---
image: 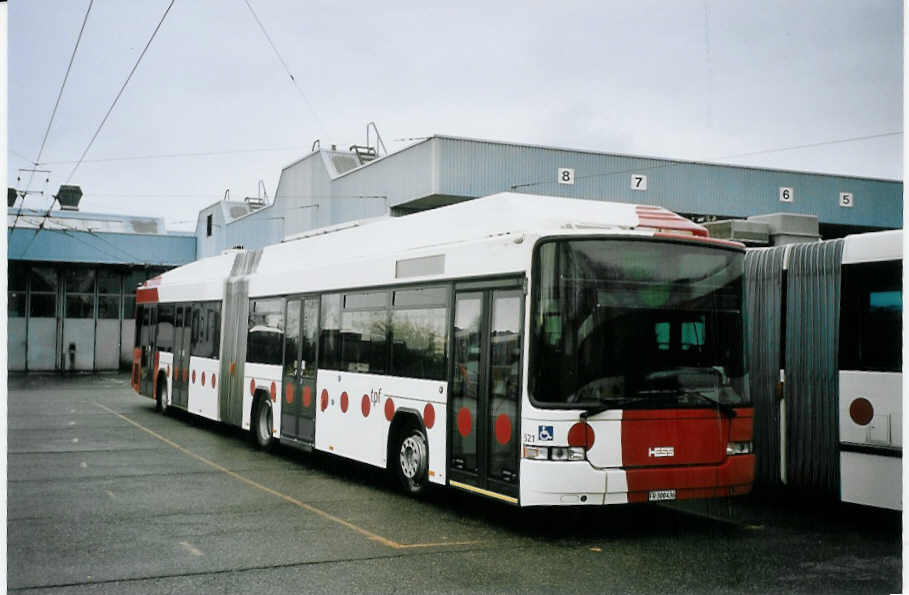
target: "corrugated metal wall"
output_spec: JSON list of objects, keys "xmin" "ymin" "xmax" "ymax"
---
[{"xmin": 434, "ymin": 137, "xmax": 900, "ymax": 227}]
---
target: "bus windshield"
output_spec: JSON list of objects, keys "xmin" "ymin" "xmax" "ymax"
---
[{"xmin": 531, "ymin": 238, "xmax": 748, "ymax": 409}]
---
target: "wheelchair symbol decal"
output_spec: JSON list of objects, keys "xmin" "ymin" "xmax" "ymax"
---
[{"xmin": 538, "ymin": 425, "xmax": 554, "ymax": 441}]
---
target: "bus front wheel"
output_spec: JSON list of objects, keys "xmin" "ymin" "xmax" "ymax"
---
[
  {"xmin": 155, "ymin": 377, "xmax": 168, "ymax": 415},
  {"xmin": 395, "ymin": 426, "xmax": 428, "ymax": 495}
]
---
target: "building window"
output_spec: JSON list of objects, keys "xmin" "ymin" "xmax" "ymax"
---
[
  {"xmin": 206, "ymin": 214, "xmax": 213, "ymax": 237},
  {"xmin": 8, "ymin": 262, "xmax": 28, "ymax": 318},
  {"xmin": 65, "ymin": 268, "xmax": 96, "ymax": 319},
  {"xmin": 29, "ymin": 267, "xmax": 57, "ymax": 319},
  {"xmin": 97, "ymin": 269, "xmax": 122, "ymax": 319}
]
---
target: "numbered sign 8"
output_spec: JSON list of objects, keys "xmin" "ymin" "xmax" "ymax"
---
[
  {"xmin": 839, "ymin": 192, "xmax": 854, "ymax": 208},
  {"xmin": 558, "ymin": 168, "xmax": 575, "ymax": 185},
  {"xmin": 631, "ymin": 174, "xmax": 648, "ymax": 191},
  {"xmin": 779, "ymin": 187, "xmax": 794, "ymax": 203}
]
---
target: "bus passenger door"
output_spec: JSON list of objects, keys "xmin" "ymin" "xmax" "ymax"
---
[
  {"xmin": 173, "ymin": 304, "xmax": 190, "ymax": 409},
  {"xmin": 138, "ymin": 305, "xmax": 157, "ymax": 396},
  {"xmin": 282, "ymin": 297, "xmax": 318, "ymax": 445},
  {"xmin": 449, "ymin": 286, "xmax": 523, "ymax": 503}
]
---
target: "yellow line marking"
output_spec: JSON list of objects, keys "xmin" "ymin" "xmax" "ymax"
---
[
  {"xmin": 449, "ymin": 480, "xmax": 519, "ymax": 504},
  {"xmin": 179, "ymin": 541, "xmax": 204, "ymax": 556},
  {"xmin": 93, "ymin": 403, "xmax": 481, "ymax": 551},
  {"xmin": 104, "ymin": 490, "xmax": 116, "ymax": 499}
]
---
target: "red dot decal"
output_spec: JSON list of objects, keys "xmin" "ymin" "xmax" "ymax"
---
[
  {"xmin": 361, "ymin": 394, "xmax": 371, "ymax": 417},
  {"xmin": 303, "ymin": 386, "xmax": 312, "ymax": 408},
  {"xmin": 182, "ymin": 369, "xmax": 188, "ymax": 382},
  {"xmin": 320, "ymin": 389, "xmax": 329, "ymax": 412},
  {"xmin": 457, "ymin": 407, "xmax": 473, "ymax": 437},
  {"xmin": 850, "ymin": 397, "xmax": 874, "ymax": 426},
  {"xmin": 384, "ymin": 398, "xmax": 395, "ymax": 421},
  {"xmin": 340, "ymin": 392, "xmax": 349, "ymax": 413},
  {"xmin": 192, "ymin": 370, "xmax": 196, "ymax": 384},
  {"xmin": 495, "ymin": 414, "xmax": 512, "ymax": 446},
  {"xmin": 270, "ymin": 381, "xmax": 277, "ymax": 402},
  {"xmin": 423, "ymin": 403, "xmax": 436, "ymax": 429},
  {"xmin": 249, "ymin": 379, "xmax": 256, "ymax": 396},
  {"xmin": 201, "ymin": 372, "xmax": 206, "ymax": 386},
  {"xmin": 567, "ymin": 422, "xmax": 596, "ymax": 449},
  {"xmin": 285, "ymin": 383, "xmax": 294, "ymax": 404},
  {"xmin": 212, "ymin": 374, "xmax": 216, "ymax": 389}
]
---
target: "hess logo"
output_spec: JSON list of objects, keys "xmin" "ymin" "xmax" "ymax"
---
[{"xmin": 648, "ymin": 446, "xmax": 675, "ymax": 458}]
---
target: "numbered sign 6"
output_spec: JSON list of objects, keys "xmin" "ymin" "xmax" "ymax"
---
[
  {"xmin": 631, "ymin": 174, "xmax": 648, "ymax": 191},
  {"xmin": 779, "ymin": 187, "xmax": 794, "ymax": 203},
  {"xmin": 558, "ymin": 168, "xmax": 575, "ymax": 185},
  {"xmin": 839, "ymin": 192, "xmax": 854, "ymax": 208}
]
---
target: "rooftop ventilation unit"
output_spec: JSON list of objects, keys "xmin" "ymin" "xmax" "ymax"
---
[
  {"xmin": 244, "ymin": 196, "xmax": 266, "ymax": 210},
  {"xmin": 56, "ymin": 185, "xmax": 83, "ymax": 211}
]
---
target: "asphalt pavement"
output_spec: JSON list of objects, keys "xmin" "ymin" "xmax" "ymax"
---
[{"xmin": 7, "ymin": 374, "xmax": 901, "ymax": 593}]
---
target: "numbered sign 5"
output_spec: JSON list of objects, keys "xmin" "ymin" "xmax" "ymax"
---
[
  {"xmin": 779, "ymin": 187, "xmax": 794, "ymax": 203},
  {"xmin": 631, "ymin": 174, "xmax": 648, "ymax": 191},
  {"xmin": 558, "ymin": 168, "xmax": 575, "ymax": 185},
  {"xmin": 839, "ymin": 192, "xmax": 854, "ymax": 208}
]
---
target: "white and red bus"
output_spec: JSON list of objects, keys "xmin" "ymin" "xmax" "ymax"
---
[{"xmin": 132, "ymin": 192, "xmax": 754, "ymax": 506}]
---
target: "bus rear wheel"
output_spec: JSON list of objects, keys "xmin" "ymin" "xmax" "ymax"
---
[
  {"xmin": 395, "ymin": 426, "xmax": 428, "ymax": 495},
  {"xmin": 253, "ymin": 395, "xmax": 274, "ymax": 450},
  {"xmin": 155, "ymin": 377, "xmax": 168, "ymax": 415}
]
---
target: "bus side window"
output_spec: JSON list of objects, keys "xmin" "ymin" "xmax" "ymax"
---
[
  {"xmin": 841, "ymin": 260, "xmax": 902, "ymax": 372},
  {"xmin": 340, "ymin": 291, "xmax": 388, "ymax": 374},
  {"xmin": 157, "ymin": 304, "xmax": 175, "ymax": 352},
  {"xmin": 190, "ymin": 303, "xmax": 204, "ymax": 356},
  {"xmin": 247, "ymin": 298, "xmax": 285, "ymax": 365},
  {"xmin": 390, "ymin": 286, "xmax": 449, "ymax": 380},
  {"xmin": 209, "ymin": 302, "xmax": 221, "ymax": 358},
  {"xmin": 320, "ymin": 294, "xmax": 342, "ymax": 370}
]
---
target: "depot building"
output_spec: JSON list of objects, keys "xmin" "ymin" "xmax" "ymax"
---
[{"xmin": 8, "ymin": 134, "xmax": 902, "ymax": 373}]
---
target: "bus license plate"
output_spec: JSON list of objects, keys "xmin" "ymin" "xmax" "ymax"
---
[{"xmin": 649, "ymin": 489, "xmax": 676, "ymax": 502}]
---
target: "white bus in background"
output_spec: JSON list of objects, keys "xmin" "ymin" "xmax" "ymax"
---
[
  {"xmin": 132, "ymin": 192, "xmax": 755, "ymax": 507},
  {"xmin": 838, "ymin": 230, "xmax": 902, "ymax": 510},
  {"xmin": 748, "ymin": 229, "xmax": 902, "ymax": 510}
]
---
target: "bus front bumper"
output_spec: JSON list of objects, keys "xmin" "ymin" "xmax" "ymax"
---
[{"xmin": 520, "ymin": 455, "xmax": 754, "ymax": 506}]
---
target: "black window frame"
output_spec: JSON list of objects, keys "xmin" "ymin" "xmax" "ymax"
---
[{"xmin": 840, "ymin": 259, "xmax": 902, "ymax": 373}]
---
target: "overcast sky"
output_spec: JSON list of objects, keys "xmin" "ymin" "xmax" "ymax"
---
[{"xmin": 8, "ymin": 0, "xmax": 903, "ymax": 230}]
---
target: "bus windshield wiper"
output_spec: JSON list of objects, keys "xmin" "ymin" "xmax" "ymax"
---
[
  {"xmin": 633, "ymin": 388, "xmax": 737, "ymax": 418},
  {"xmin": 579, "ymin": 396, "xmax": 655, "ymax": 418},
  {"xmin": 680, "ymin": 388, "xmax": 737, "ymax": 418}
]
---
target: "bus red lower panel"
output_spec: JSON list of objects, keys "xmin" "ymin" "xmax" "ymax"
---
[
  {"xmin": 131, "ymin": 348, "xmax": 141, "ymax": 392},
  {"xmin": 624, "ymin": 454, "xmax": 755, "ymax": 503}
]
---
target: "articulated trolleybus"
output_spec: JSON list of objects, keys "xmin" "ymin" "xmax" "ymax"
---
[{"xmin": 132, "ymin": 193, "xmax": 754, "ymax": 506}]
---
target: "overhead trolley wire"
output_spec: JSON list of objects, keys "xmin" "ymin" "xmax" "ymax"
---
[
  {"xmin": 714, "ymin": 131, "xmax": 903, "ymax": 161},
  {"xmin": 10, "ymin": 0, "xmax": 94, "ymax": 237},
  {"xmin": 63, "ymin": 0, "xmax": 177, "ymax": 186},
  {"xmin": 242, "ymin": 0, "xmax": 324, "ymax": 129},
  {"xmin": 24, "ymin": 0, "xmax": 177, "ymax": 256},
  {"xmin": 40, "ymin": 145, "xmax": 308, "ymax": 165}
]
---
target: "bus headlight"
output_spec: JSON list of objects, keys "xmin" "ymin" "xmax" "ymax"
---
[
  {"xmin": 726, "ymin": 441, "xmax": 753, "ymax": 455},
  {"xmin": 522, "ymin": 445, "xmax": 587, "ymax": 461}
]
